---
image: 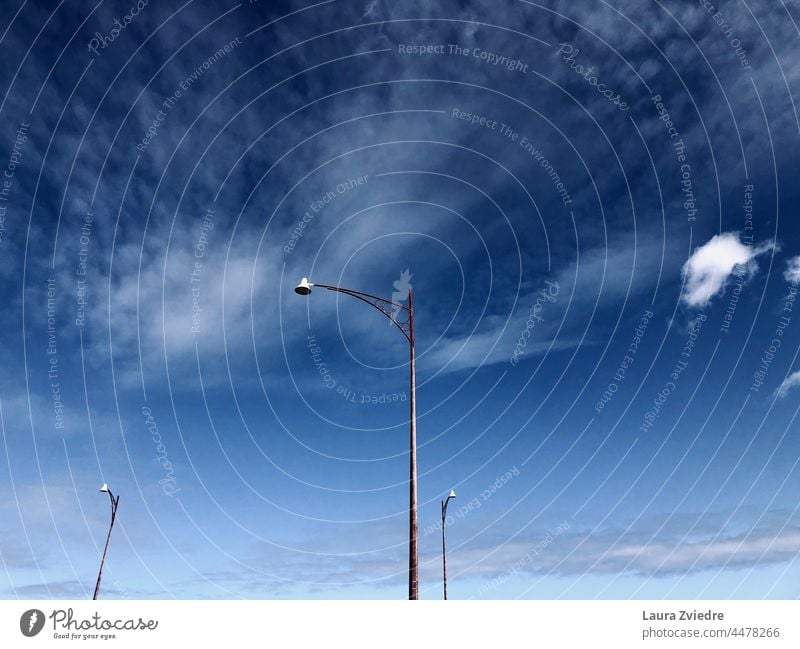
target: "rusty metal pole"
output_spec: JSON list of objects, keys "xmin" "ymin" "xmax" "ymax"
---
[
  {"xmin": 441, "ymin": 500, "xmax": 448, "ymax": 600},
  {"xmin": 408, "ymin": 288, "xmax": 418, "ymax": 600}
]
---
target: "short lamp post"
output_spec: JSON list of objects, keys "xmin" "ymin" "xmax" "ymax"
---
[
  {"xmin": 294, "ymin": 277, "xmax": 420, "ymax": 599},
  {"xmin": 441, "ymin": 489, "xmax": 456, "ymax": 599},
  {"xmin": 92, "ymin": 483, "xmax": 120, "ymax": 600}
]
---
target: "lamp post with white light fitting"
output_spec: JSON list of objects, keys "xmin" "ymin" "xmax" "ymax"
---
[
  {"xmin": 441, "ymin": 489, "xmax": 456, "ymax": 599},
  {"xmin": 92, "ymin": 483, "xmax": 119, "ymax": 600},
  {"xmin": 294, "ymin": 277, "xmax": 420, "ymax": 600}
]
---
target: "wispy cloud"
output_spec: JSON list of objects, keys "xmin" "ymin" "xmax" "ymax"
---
[
  {"xmin": 453, "ymin": 520, "xmax": 800, "ymax": 586},
  {"xmin": 776, "ymin": 370, "xmax": 800, "ymax": 399},
  {"xmin": 209, "ymin": 515, "xmax": 800, "ymax": 599},
  {"xmin": 6, "ymin": 579, "xmax": 88, "ymax": 598},
  {"xmin": 420, "ymin": 236, "xmax": 664, "ymax": 374}
]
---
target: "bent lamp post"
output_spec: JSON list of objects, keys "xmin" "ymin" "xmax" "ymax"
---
[
  {"xmin": 295, "ymin": 277, "xmax": 419, "ymax": 600},
  {"xmin": 93, "ymin": 483, "xmax": 120, "ymax": 600},
  {"xmin": 441, "ymin": 489, "xmax": 456, "ymax": 599}
]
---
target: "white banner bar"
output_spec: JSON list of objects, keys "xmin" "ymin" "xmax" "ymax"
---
[{"xmin": 1, "ymin": 600, "xmax": 796, "ymax": 648}]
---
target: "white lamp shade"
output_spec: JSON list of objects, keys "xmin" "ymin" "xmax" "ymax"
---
[{"xmin": 294, "ymin": 277, "xmax": 313, "ymax": 295}]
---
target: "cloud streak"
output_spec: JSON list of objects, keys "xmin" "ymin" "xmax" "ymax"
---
[{"xmin": 776, "ymin": 370, "xmax": 800, "ymax": 399}]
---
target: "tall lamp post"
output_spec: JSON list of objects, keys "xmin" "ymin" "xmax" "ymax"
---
[
  {"xmin": 93, "ymin": 483, "xmax": 120, "ymax": 600},
  {"xmin": 294, "ymin": 277, "xmax": 419, "ymax": 600},
  {"xmin": 441, "ymin": 489, "xmax": 456, "ymax": 600}
]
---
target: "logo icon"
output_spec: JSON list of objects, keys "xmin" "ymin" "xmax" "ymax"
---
[
  {"xmin": 391, "ymin": 269, "xmax": 413, "ymax": 323},
  {"xmin": 20, "ymin": 609, "xmax": 45, "ymax": 637}
]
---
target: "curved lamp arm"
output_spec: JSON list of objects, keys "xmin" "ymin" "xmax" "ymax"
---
[{"xmin": 297, "ymin": 279, "xmax": 413, "ymax": 343}]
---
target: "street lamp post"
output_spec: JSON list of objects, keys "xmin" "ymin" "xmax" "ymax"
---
[
  {"xmin": 441, "ymin": 489, "xmax": 456, "ymax": 600},
  {"xmin": 93, "ymin": 483, "xmax": 120, "ymax": 600},
  {"xmin": 294, "ymin": 277, "xmax": 419, "ymax": 600}
]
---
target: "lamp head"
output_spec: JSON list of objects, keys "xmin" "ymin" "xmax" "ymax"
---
[
  {"xmin": 448, "ymin": 489, "xmax": 457, "ymax": 500},
  {"xmin": 99, "ymin": 483, "xmax": 109, "ymax": 493},
  {"xmin": 294, "ymin": 277, "xmax": 313, "ymax": 296}
]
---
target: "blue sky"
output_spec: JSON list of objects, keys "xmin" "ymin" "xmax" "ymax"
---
[{"xmin": 1, "ymin": 0, "xmax": 800, "ymax": 599}]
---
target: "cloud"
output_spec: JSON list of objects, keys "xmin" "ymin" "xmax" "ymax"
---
[
  {"xmin": 680, "ymin": 233, "xmax": 774, "ymax": 307},
  {"xmin": 420, "ymin": 235, "xmax": 665, "ymax": 375},
  {"xmin": 458, "ymin": 521, "xmax": 800, "ymax": 590},
  {"xmin": 213, "ymin": 512, "xmax": 800, "ymax": 597},
  {"xmin": 776, "ymin": 370, "xmax": 800, "ymax": 399},
  {"xmin": 5, "ymin": 579, "xmax": 88, "ymax": 598},
  {"xmin": 784, "ymin": 256, "xmax": 800, "ymax": 284}
]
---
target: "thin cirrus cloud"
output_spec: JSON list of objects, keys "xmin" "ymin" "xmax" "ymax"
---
[
  {"xmin": 420, "ymin": 235, "xmax": 664, "ymax": 375},
  {"xmin": 775, "ymin": 256, "xmax": 800, "ymax": 398},
  {"xmin": 680, "ymin": 232, "xmax": 775, "ymax": 308},
  {"xmin": 235, "ymin": 513, "xmax": 800, "ymax": 593},
  {"xmin": 776, "ymin": 371, "xmax": 800, "ymax": 399}
]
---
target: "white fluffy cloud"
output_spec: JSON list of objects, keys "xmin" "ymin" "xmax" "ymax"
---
[
  {"xmin": 681, "ymin": 233, "xmax": 774, "ymax": 307},
  {"xmin": 784, "ymin": 256, "xmax": 800, "ymax": 284}
]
